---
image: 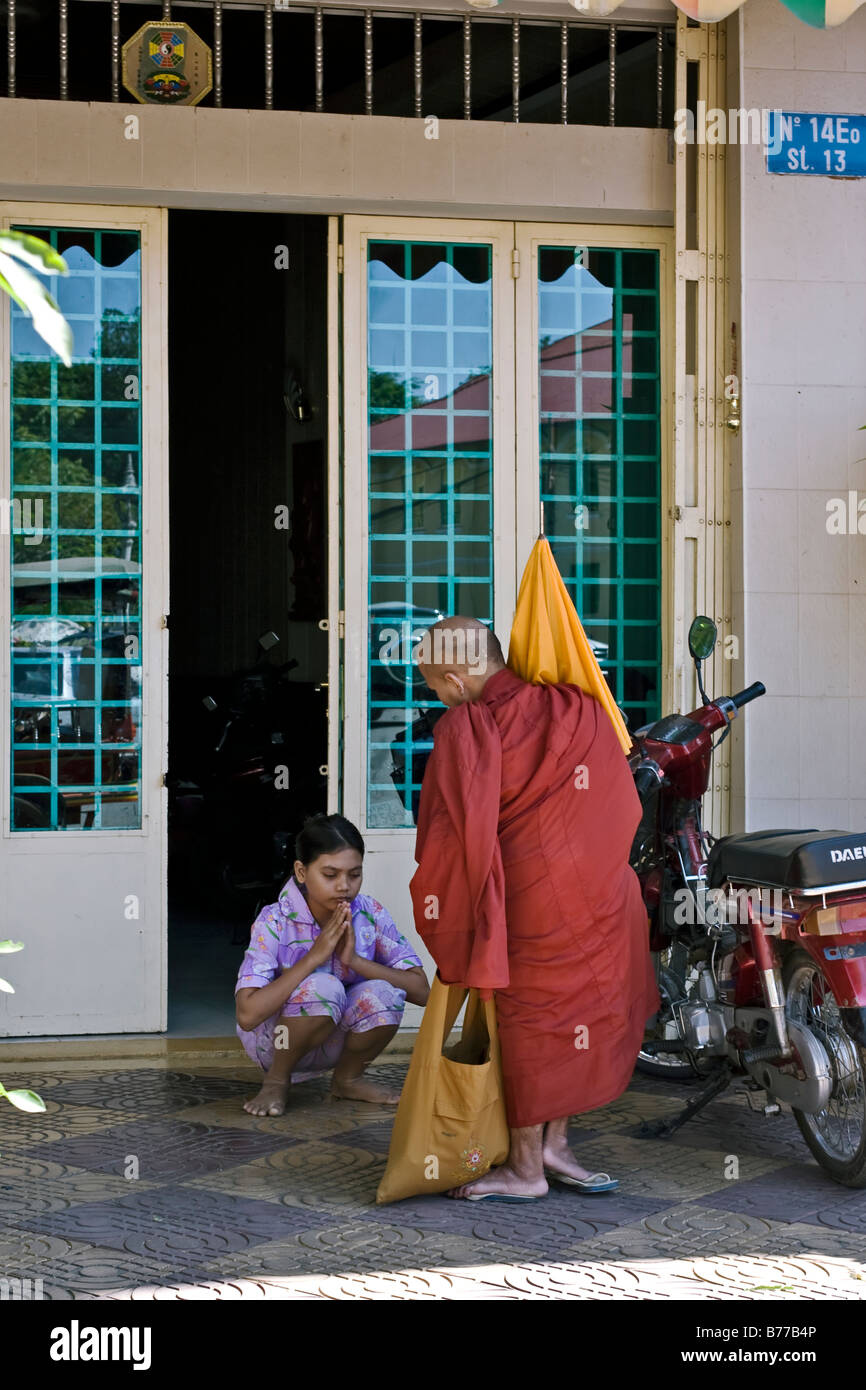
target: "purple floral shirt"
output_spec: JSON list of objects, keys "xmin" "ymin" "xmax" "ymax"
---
[{"xmin": 235, "ymin": 875, "xmax": 422, "ymax": 994}]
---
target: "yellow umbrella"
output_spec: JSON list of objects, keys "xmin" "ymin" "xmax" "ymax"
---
[{"xmin": 507, "ymin": 535, "xmax": 633, "ymax": 755}]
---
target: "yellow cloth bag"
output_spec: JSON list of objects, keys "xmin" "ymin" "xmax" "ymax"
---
[
  {"xmin": 376, "ymin": 975, "xmax": 509, "ymax": 1204},
  {"xmin": 508, "ymin": 534, "xmax": 632, "ymax": 755}
]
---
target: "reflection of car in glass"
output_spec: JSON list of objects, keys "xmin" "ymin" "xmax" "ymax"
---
[
  {"xmin": 369, "ymin": 601, "xmax": 445, "ymax": 707},
  {"xmin": 11, "ymin": 557, "xmax": 141, "ymax": 828},
  {"xmin": 369, "ymin": 602, "xmax": 445, "ymax": 825},
  {"xmin": 588, "ymin": 637, "xmax": 609, "ymax": 672}
]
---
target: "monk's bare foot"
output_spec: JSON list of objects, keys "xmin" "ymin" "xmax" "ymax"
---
[
  {"xmin": 243, "ymin": 1080, "xmax": 290, "ymax": 1116},
  {"xmin": 330, "ymin": 1076, "xmax": 402, "ymax": 1105},
  {"xmin": 448, "ymin": 1164, "xmax": 548, "ymax": 1201},
  {"xmin": 541, "ymin": 1133, "xmax": 595, "ymax": 1183}
]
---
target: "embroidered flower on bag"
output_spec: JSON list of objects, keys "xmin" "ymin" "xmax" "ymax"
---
[{"xmin": 452, "ymin": 1142, "xmax": 490, "ymax": 1183}]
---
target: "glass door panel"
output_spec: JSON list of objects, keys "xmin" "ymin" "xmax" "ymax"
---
[
  {"xmin": 9, "ymin": 226, "xmax": 143, "ymax": 830},
  {"xmin": 534, "ymin": 242, "xmax": 663, "ymax": 732},
  {"xmin": 366, "ymin": 239, "xmax": 495, "ymax": 829}
]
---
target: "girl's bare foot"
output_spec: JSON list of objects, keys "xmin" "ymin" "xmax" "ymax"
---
[
  {"xmin": 448, "ymin": 1164, "xmax": 548, "ymax": 1200},
  {"xmin": 330, "ymin": 1076, "xmax": 402, "ymax": 1104},
  {"xmin": 243, "ymin": 1080, "xmax": 290, "ymax": 1116}
]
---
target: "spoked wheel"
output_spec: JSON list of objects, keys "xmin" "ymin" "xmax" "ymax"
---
[
  {"xmin": 784, "ymin": 948, "xmax": 866, "ymax": 1187},
  {"xmin": 636, "ymin": 943, "xmax": 716, "ymax": 1080}
]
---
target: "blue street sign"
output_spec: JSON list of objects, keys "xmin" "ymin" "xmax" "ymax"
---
[{"xmin": 767, "ymin": 111, "xmax": 866, "ymax": 176}]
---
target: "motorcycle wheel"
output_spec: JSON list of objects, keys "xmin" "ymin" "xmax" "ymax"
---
[
  {"xmin": 635, "ymin": 944, "xmax": 717, "ymax": 1081},
  {"xmin": 784, "ymin": 948, "xmax": 866, "ymax": 1188}
]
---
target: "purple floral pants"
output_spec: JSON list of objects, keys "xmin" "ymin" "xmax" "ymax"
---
[{"xmin": 237, "ymin": 970, "xmax": 407, "ymax": 1080}]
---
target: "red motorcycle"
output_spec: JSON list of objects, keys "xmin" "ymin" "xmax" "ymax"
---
[{"xmin": 630, "ymin": 615, "xmax": 866, "ymax": 1186}]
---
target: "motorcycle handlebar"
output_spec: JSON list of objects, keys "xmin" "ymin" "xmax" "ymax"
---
[
  {"xmin": 730, "ymin": 681, "xmax": 766, "ymax": 710},
  {"xmin": 633, "ymin": 761, "xmax": 663, "ymax": 801}
]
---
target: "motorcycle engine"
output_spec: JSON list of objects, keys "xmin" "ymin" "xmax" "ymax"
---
[{"xmin": 677, "ymin": 1001, "xmax": 728, "ymax": 1054}]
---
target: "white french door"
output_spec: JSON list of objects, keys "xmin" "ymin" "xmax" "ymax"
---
[
  {"xmin": 339, "ymin": 216, "xmax": 671, "ymax": 1004},
  {"xmin": 0, "ymin": 203, "xmax": 168, "ymax": 1035}
]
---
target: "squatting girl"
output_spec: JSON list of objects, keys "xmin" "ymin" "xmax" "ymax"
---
[{"xmin": 236, "ymin": 813, "xmax": 429, "ymax": 1114}]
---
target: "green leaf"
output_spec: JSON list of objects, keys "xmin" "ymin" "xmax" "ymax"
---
[
  {"xmin": 0, "ymin": 978, "xmax": 15, "ymax": 994},
  {"xmin": 0, "ymin": 940, "xmax": 24, "ymax": 954},
  {"xmin": 3, "ymin": 1089, "xmax": 46, "ymax": 1113},
  {"xmin": 264, "ymin": 923, "xmax": 279, "ymax": 941},
  {"xmin": 0, "ymin": 268, "xmax": 28, "ymax": 313},
  {"xmin": 0, "ymin": 229, "xmax": 68, "ymax": 275},
  {"xmin": 0, "ymin": 250, "xmax": 73, "ymax": 366}
]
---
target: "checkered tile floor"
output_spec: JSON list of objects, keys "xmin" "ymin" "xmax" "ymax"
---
[{"xmin": 2, "ymin": 1057, "xmax": 866, "ymax": 1300}]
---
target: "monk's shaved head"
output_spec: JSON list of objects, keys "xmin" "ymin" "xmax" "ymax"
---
[
  {"xmin": 416, "ymin": 616, "xmax": 506, "ymax": 707},
  {"xmin": 417, "ymin": 616, "xmax": 504, "ymax": 675}
]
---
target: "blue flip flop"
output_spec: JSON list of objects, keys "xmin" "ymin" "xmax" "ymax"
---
[
  {"xmin": 461, "ymin": 1191, "xmax": 545, "ymax": 1203},
  {"xmin": 545, "ymin": 1170, "xmax": 619, "ymax": 1194}
]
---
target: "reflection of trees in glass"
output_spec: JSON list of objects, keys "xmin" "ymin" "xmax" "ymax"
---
[
  {"xmin": 57, "ymin": 457, "xmax": 97, "ymax": 560},
  {"xmin": 11, "ymin": 303, "xmax": 141, "ymax": 565},
  {"xmin": 369, "ymin": 367, "xmax": 492, "ymax": 421},
  {"xmin": 13, "ymin": 361, "xmax": 50, "ymax": 399},
  {"xmin": 368, "ymin": 370, "xmax": 406, "ymax": 419},
  {"xmin": 95, "ymin": 308, "xmax": 140, "ymax": 361},
  {"xmin": 60, "ymin": 365, "xmax": 95, "ymax": 398}
]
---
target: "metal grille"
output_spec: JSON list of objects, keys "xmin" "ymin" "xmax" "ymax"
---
[
  {"xmin": 539, "ymin": 245, "xmax": 661, "ymax": 733},
  {"xmin": 9, "ymin": 226, "xmax": 143, "ymax": 832},
  {"xmin": 2, "ymin": 2, "xmax": 675, "ymax": 127}
]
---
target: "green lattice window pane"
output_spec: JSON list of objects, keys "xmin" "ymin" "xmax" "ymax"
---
[
  {"xmin": 9, "ymin": 227, "xmax": 142, "ymax": 831},
  {"xmin": 367, "ymin": 241, "xmax": 494, "ymax": 828},
  {"xmin": 538, "ymin": 245, "xmax": 661, "ymax": 731}
]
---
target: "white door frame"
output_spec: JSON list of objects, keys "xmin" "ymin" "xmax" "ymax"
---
[
  {"xmin": 326, "ymin": 215, "xmax": 343, "ymax": 814},
  {"xmin": 0, "ymin": 202, "xmax": 168, "ymax": 1034}
]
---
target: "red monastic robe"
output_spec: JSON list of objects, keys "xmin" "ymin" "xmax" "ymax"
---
[{"xmin": 410, "ymin": 666, "xmax": 659, "ymax": 1129}]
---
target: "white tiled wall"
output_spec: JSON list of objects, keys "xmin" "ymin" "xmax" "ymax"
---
[
  {"xmin": 0, "ymin": 100, "xmax": 673, "ymax": 223},
  {"xmin": 736, "ymin": 0, "xmax": 866, "ymax": 834}
]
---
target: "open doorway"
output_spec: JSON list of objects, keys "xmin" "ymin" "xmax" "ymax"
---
[{"xmin": 167, "ymin": 210, "xmax": 330, "ymax": 1037}]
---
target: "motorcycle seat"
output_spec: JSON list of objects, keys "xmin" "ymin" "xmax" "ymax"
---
[{"xmin": 707, "ymin": 828, "xmax": 866, "ymax": 894}]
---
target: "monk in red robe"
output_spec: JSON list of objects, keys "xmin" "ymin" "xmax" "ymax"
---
[{"xmin": 411, "ymin": 617, "xmax": 658, "ymax": 1201}]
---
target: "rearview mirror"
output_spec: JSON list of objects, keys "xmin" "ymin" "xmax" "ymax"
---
[{"xmin": 688, "ymin": 615, "xmax": 717, "ymax": 662}]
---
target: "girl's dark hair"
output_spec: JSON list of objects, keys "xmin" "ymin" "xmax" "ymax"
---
[{"xmin": 294, "ymin": 813, "xmax": 365, "ymax": 867}]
